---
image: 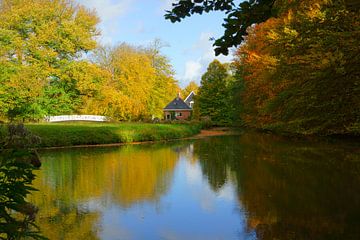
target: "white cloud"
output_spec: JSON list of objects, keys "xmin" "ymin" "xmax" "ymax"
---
[
  {"xmin": 77, "ymin": 0, "xmax": 135, "ymax": 44},
  {"xmin": 160, "ymin": 0, "xmax": 177, "ymax": 11},
  {"xmin": 185, "ymin": 159, "xmax": 202, "ymax": 184},
  {"xmin": 77, "ymin": 0, "xmax": 134, "ymax": 22},
  {"xmin": 217, "ymin": 183, "xmax": 236, "ymax": 202},
  {"xmin": 180, "ymin": 32, "xmax": 233, "ymax": 86},
  {"xmin": 183, "ymin": 61, "xmax": 202, "ymax": 82}
]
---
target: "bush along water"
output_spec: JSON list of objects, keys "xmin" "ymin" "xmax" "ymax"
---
[{"xmin": 0, "ymin": 124, "xmax": 46, "ymax": 240}]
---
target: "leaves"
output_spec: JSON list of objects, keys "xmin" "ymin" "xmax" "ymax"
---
[
  {"xmin": 196, "ymin": 60, "xmax": 235, "ymax": 124},
  {"xmin": 233, "ymin": 0, "xmax": 360, "ymax": 135},
  {"xmin": 0, "ymin": 0, "xmax": 99, "ymax": 120},
  {"xmin": 165, "ymin": 0, "xmax": 276, "ymax": 55},
  {"xmin": 0, "ymin": 125, "xmax": 45, "ymax": 239},
  {"xmin": 85, "ymin": 43, "xmax": 179, "ymax": 120}
]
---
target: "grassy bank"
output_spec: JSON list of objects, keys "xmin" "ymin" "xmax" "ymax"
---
[{"xmin": 0, "ymin": 123, "xmax": 201, "ymax": 148}]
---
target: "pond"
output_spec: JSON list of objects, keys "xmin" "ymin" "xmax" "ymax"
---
[{"xmin": 30, "ymin": 132, "xmax": 360, "ymax": 239}]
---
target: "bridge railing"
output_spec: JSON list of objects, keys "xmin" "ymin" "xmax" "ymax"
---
[{"xmin": 45, "ymin": 115, "xmax": 110, "ymax": 122}]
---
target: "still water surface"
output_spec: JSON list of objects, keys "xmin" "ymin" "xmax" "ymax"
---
[{"xmin": 31, "ymin": 132, "xmax": 360, "ymax": 239}]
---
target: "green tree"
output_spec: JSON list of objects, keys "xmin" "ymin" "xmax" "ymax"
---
[{"xmin": 196, "ymin": 60, "xmax": 234, "ymax": 124}]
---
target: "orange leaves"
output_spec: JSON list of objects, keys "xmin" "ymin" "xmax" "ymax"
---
[{"xmin": 233, "ymin": 0, "xmax": 360, "ymax": 134}]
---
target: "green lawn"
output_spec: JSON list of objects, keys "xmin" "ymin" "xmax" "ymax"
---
[{"xmin": 1, "ymin": 122, "xmax": 201, "ymax": 148}]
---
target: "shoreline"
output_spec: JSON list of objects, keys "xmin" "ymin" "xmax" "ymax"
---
[{"xmin": 37, "ymin": 128, "xmax": 241, "ymax": 150}]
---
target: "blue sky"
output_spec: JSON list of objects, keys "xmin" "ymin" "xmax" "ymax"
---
[{"xmin": 77, "ymin": 0, "xmax": 233, "ymax": 87}]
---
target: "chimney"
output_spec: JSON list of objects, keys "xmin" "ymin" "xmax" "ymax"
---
[{"xmin": 177, "ymin": 92, "xmax": 181, "ymax": 100}]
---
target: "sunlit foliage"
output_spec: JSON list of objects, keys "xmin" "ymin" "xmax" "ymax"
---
[
  {"xmin": 234, "ymin": 0, "xmax": 360, "ymax": 135},
  {"xmin": 88, "ymin": 43, "xmax": 179, "ymax": 120},
  {"xmin": 0, "ymin": 1, "xmax": 178, "ymax": 122},
  {"xmin": 0, "ymin": 0, "xmax": 99, "ymax": 120}
]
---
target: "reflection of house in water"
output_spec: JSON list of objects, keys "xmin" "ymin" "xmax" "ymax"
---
[
  {"xmin": 163, "ymin": 92, "xmax": 196, "ymax": 120},
  {"xmin": 171, "ymin": 143, "xmax": 197, "ymax": 164},
  {"xmin": 171, "ymin": 143, "xmax": 194, "ymax": 154}
]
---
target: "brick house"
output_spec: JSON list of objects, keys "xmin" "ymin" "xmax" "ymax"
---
[{"xmin": 163, "ymin": 93, "xmax": 193, "ymax": 120}]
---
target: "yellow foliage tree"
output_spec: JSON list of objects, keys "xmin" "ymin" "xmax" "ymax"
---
[
  {"xmin": 0, "ymin": 0, "xmax": 100, "ymax": 120},
  {"xmin": 87, "ymin": 43, "xmax": 179, "ymax": 120}
]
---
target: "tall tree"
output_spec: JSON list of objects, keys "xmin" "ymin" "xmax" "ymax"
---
[
  {"xmin": 196, "ymin": 60, "xmax": 234, "ymax": 124},
  {"xmin": 234, "ymin": 0, "xmax": 360, "ymax": 134},
  {"xmin": 0, "ymin": 0, "xmax": 100, "ymax": 120},
  {"xmin": 87, "ymin": 43, "xmax": 179, "ymax": 120}
]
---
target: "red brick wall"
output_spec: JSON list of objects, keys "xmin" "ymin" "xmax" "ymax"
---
[{"xmin": 164, "ymin": 111, "xmax": 191, "ymax": 120}]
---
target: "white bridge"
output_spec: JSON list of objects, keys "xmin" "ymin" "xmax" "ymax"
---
[{"xmin": 45, "ymin": 115, "xmax": 109, "ymax": 122}]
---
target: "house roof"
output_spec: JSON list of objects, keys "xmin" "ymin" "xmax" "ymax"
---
[
  {"xmin": 184, "ymin": 91, "xmax": 195, "ymax": 106},
  {"xmin": 163, "ymin": 96, "xmax": 192, "ymax": 111}
]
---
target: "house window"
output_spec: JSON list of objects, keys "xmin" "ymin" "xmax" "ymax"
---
[
  {"xmin": 189, "ymin": 101, "xmax": 194, "ymax": 108},
  {"xmin": 175, "ymin": 112, "xmax": 182, "ymax": 117}
]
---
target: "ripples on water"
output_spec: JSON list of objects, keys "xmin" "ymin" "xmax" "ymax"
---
[{"xmin": 30, "ymin": 132, "xmax": 360, "ymax": 239}]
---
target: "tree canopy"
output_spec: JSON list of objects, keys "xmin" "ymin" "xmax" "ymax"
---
[
  {"xmin": 177, "ymin": 0, "xmax": 359, "ymax": 134},
  {"xmin": 196, "ymin": 60, "xmax": 235, "ymax": 124},
  {"xmin": 83, "ymin": 43, "xmax": 179, "ymax": 120},
  {"xmin": 165, "ymin": 0, "xmax": 360, "ymax": 56},
  {"xmin": 165, "ymin": 0, "xmax": 276, "ymax": 55},
  {"xmin": 0, "ymin": 1, "xmax": 179, "ymax": 122},
  {"xmin": 233, "ymin": 0, "xmax": 360, "ymax": 134},
  {"xmin": 0, "ymin": 0, "xmax": 100, "ymax": 120}
]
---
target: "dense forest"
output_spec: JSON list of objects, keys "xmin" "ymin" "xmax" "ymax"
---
[
  {"xmin": 192, "ymin": 0, "xmax": 359, "ymax": 135},
  {"xmin": 0, "ymin": 0, "xmax": 359, "ymax": 136},
  {"xmin": 0, "ymin": 0, "xmax": 179, "ymax": 121}
]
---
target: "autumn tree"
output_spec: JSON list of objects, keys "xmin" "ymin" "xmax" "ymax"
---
[
  {"xmin": 181, "ymin": 81, "xmax": 199, "ymax": 99},
  {"xmin": 165, "ymin": 0, "xmax": 360, "ymax": 55},
  {"xmin": 234, "ymin": 0, "xmax": 360, "ymax": 134},
  {"xmin": 145, "ymin": 40, "xmax": 180, "ymax": 118},
  {"xmin": 87, "ymin": 43, "xmax": 178, "ymax": 120},
  {"xmin": 196, "ymin": 60, "xmax": 234, "ymax": 124},
  {"xmin": 0, "ymin": 0, "xmax": 100, "ymax": 121}
]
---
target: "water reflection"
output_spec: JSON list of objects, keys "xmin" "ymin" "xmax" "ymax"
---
[
  {"xmin": 30, "ymin": 132, "xmax": 360, "ymax": 239},
  {"xmin": 194, "ymin": 132, "xmax": 360, "ymax": 239},
  {"xmin": 30, "ymin": 144, "xmax": 183, "ymax": 239}
]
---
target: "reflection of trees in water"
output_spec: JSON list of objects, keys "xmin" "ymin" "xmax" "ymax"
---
[
  {"xmin": 35, "ymin": 206, "xmax": 99, "ymax": 240},
  {"xmin": 29, "ymin": 143, "xmax": 186, "ymax": 239},
  {"xmin": 194, "ymin": 133, "xmax": 360, "ymax": 239}
]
